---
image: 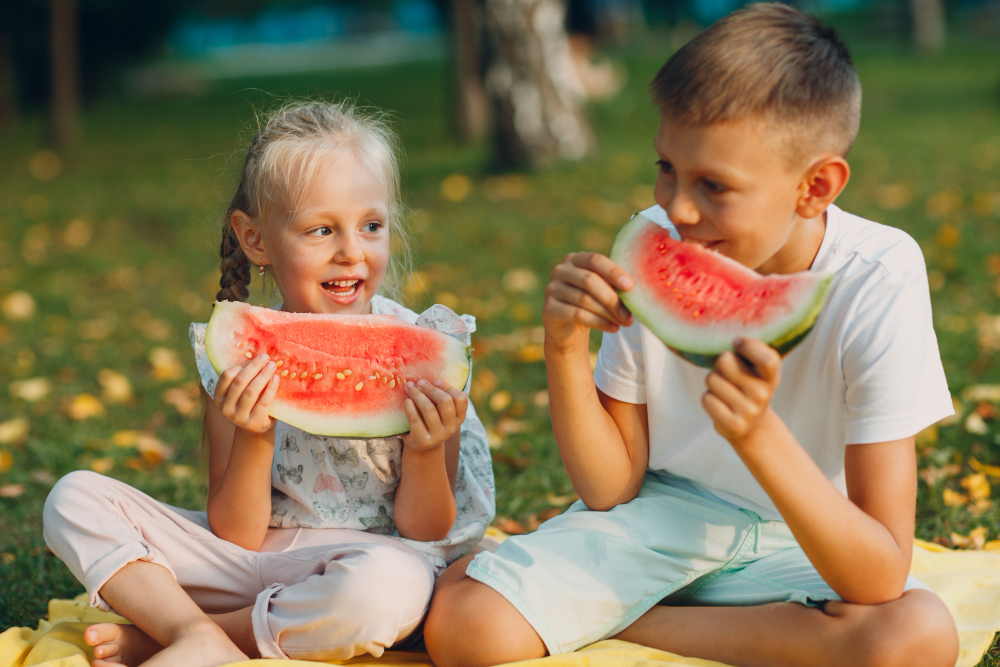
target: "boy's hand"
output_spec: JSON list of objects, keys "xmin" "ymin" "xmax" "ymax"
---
[
  {"xmin": 402, "ymin": 379, "xmax": 468, "ymax": 453},
  {"xmin": 543, "ymin": 252, "xmax": 634, "ymax": 351},
  {"xmin": 702, "ymin": 337, "xmax": 781, "ymax": 444},
  {"xmin": 214, "ymin": 353, "xmax": 280, "ymax": 435}
]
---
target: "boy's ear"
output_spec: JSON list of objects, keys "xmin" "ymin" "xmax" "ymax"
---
[
  {"xmin": 231, "ymin": 211, "xmax": 271, "ymax": 267},
  {"xmin": 795, "ymin": 156, "xmax": 851, "ymax": 220}
]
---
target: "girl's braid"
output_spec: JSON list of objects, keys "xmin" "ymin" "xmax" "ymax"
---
[{"xmin": 216, "ymin": 218, "xmax": 250, "ymax": 302}]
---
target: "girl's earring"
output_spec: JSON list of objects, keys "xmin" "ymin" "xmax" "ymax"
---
[{"xmin": 259, "ymin": 263, "xmax": 266, "ymax": 277}]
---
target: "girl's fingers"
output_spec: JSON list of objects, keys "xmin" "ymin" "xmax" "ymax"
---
[
  {"xmin": 234, "ymin": 361, "xmax": 276, "ymax": 424},
  {"xmin": 219, "ymin": 354, "xmax": 271, "ymax": 415},
  {"xmin": 402, "ymin": 397, "xmax": 431, "ymax": 445},
  {"xmin": 442, "ymin": 382, "xmax": 469, "ymax": 423},
  {"xmin": 417, "ymin": 380, "xmax": 458, "ymax": 426},
  {"xmin": 406, "ymin": 381, "xmax": 443, "ymax": 435}
]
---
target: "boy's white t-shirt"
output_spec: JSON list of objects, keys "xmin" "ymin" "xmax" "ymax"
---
[{"xmin": 594, "ymin": 204, "xmax": 953, "ymax": 520}]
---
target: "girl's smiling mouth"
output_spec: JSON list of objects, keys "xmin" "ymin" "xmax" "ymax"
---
[{"xmin": 322, "ymin": 278, "xmax": 364, "ymax": 305}]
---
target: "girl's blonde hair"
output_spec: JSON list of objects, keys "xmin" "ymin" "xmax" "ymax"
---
[{"xmin": 217, "ymin": 99, "xmax": 411, "ymax": 304}]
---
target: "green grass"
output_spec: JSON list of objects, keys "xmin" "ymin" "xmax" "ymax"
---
[{"xmin": 1, "ymin": 35, "xmax": 1000, "ymax": 661}]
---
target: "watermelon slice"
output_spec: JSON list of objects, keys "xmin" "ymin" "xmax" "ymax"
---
[
  {"xmin": 610, "ymin": 212, "xmax": 833, "ymax": 368},
  {"xmin": 205, "ymin": 301, "xmax": 472, "ymax": 437}
]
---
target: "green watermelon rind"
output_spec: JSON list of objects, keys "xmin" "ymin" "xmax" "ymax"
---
[
  {"xmin": 205, "ymin": 301, "xmax": 472, "ymax": 438},
  {"xmin": 610, "ymin": 213, "xmax": 833, "ymax": 369}
]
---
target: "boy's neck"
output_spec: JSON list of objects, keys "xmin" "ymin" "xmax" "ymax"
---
[{"xmin": 758, "ymin": 209, "xmax": 828, "ymax": 275}]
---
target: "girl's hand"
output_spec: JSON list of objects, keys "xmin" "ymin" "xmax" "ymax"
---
[
  {"xmin": 213, "ymin": 353, "xmax": 281, "ymax": 435},
  {"xmin": 543, "ymin": 252, "xmax": 634, "ymax": 352},
  {"xmin": 402, "ymin": 379, "xmax": 468, "ymax": 453},
  {"xmin": 702, "ymin": 337, "xmax": 782, "ymax": 444}
]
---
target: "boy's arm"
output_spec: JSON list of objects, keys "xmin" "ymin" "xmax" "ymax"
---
[
  {"xmin": 707, "ymin": 340, "xmax": 914, "ymax": 604},
  {"xmin": 544, "ymin": 252, "xmax": 650, "ymax": 510}
]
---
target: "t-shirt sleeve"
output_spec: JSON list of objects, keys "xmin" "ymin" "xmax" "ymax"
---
[
  {"xmin": 188, "ymin": 322, "xmax": 220, "ymax": 397},
  {"xmin": 841, "ymin": 255, "xmax": 953, "ymax": 444},
  {"xmin": 593, "ymin": 321, "xmax": 647, "ymax": 404}
]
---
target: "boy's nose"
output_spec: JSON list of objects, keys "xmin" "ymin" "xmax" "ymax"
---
[{"xmin": 664, "ymin": 189, "xmax": 700, "ymax": 227}]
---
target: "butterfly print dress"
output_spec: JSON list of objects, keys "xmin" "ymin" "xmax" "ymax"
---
[{"xmin": 190, "ymin": 295, "xmax": 496, "ymax": 570}]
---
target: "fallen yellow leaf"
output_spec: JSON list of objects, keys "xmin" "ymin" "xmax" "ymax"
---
[
  {"xmin": 148, "ymin": 347, "xmax": 184, "ymax": 381},
  {"xmin": 969, "ymin": 457, "xmax": 1000, "ymax": 478},
  {"xmin": 961, "ymin": 472, "xmax": 991, "ymax": 502},
  {"xmin": 89, "ymin": 457, "xmax": 114, "ymax": 474},
  {"xmin": 0, "ymin": 484, "xmax": 25, "ymax": 498},
  {"xmin": 943, "ymin": 488, "xmax": 969, "ymax": 507},
  {"xmin": 489, "ymin": 390, "xmax": 511, "ymax": 412},
  {"xmin": 8, "ymin": 377, "xmax": 52, "ymax": 403},
  {"xmin": 1, "ymin": 291, "xmax": 36, "ymax": 321},
  {"xmin": 0, "ymin": 418, "xmax": 29, "ymax": 445},
  {"xmin": 440, "ymin": 173, "xmax": 472, "ymax": 202},
  {"xmin": 0, "ymin": 450, "xmax": 12, "ymax": 473},
  {"xmin": 65, "ymin": 394, "xmax": 105, "ymax": 420},
  {"xmin": 98, "ymin": 369, "xmax": 133, "ymax": 404}
]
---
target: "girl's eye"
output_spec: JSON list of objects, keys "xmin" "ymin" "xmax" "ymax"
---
[
  {"xmin": 656, "ymin": 159, "xmax": 674, "ymax": 174},
  {"xmin": 363, "ymin": 222, "xmax": 383, "ymax": 233},
  {"xmin": 309, "ymin": 227, "xmax": 332, "ymax": 237},
  {"xmin": 703, "ymin": 179, "xmax": 726, "ymax": 194}
]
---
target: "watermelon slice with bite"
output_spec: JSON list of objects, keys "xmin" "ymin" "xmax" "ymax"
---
[
  {"xmin": 610, "ymin": 212, "xmax": 833, "ymax": 368},
  {"xmin": 205, "ymin": 301, "xmax": 472, "ymax": 437}
]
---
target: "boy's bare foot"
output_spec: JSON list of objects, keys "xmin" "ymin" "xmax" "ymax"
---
[
  {"xmin": 85, "ymin": 622, "xmax": 161, "ymax": 666},
  {"xmin": 85, "ymin": 620, "xmax": 248, "ymax": 667}
]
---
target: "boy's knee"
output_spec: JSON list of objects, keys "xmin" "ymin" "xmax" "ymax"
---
[
  {"xmin": 840, "ymin": 590, "xmax": 958, "ymax": 667},
  {"xmin": 425, "ymin": 564, "xmax": 545, "ymax": 667}
]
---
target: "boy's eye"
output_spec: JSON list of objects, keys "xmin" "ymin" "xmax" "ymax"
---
[
  {"xmin": 702, "ymin": 179, "xmax": 726, "ymax": 194},
  {"xmin": 656, "ymin": 159, "xmax": 674, "ymax": 174}
]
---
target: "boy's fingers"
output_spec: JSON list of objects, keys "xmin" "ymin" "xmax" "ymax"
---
[
  {"xmin": 714, "ymin": 352, "xmax": 772, "ymax": 404},
  {"xmin": 705, "ymin": 371, "xmax": 754, "ymax": 415},
  {"xmin": 733, "ymin": 338, "xmax": 781, "ymax": 382},
  {"xmin": 547, "ymin": 282, "xmax": 629, "ymax": 326},
  {"xmin": 569, "ymin": 252, "xmax": 633, "ymax": 291},
  {"xmin": 553, "ymin": 263, "xmax": 632, "ymax": 325},
  {"xmin": 546, "ymin": 300, "xmax": 622, "ymax": 334}
]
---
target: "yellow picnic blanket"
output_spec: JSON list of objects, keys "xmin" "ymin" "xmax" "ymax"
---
[{"xmin": 2, "ymin": 539, "xmax": 998, "ymax": 667}]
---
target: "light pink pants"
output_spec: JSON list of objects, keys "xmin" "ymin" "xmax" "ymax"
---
[{"xmin": 42, "ymin": 470, "xmax": 435, "ymax": 661}]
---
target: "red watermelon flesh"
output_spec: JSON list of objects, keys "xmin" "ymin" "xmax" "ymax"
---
[
  {"xmin": 610, "ymin": 212, "xmax": 832, "ymax": 367},
  {"xmin": 205, "ymin": 301, "xmax": 471, "ymax": 437}
]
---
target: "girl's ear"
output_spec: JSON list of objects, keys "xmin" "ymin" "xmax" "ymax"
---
[
  {"xmin": 795, "ymin": 155, "xmax": 851, "ymax": 220},
  {"xmin": 231, "ymin": 211, "xmax": 272, "ymax": 266}
]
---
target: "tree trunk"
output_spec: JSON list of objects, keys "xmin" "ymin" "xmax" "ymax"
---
[
  {"xmin": 451, "ymin": 0, "xmax": 490, "ymax": 142},
  {"xmin": 0, "ymin": 26, "xmax": 17, "ymax": 129},
  {"xmin": 910, "ymin": 0, "xmax": 944, "ymax": 52},
  {"xmin": 51, "ymin": 0, "xmax": 79, "ymax": 152},
  {"xmin": 483, "ymin": 0, "xmax": 593, "ymax": 169}
]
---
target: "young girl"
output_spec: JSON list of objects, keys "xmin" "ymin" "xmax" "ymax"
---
[{"xmin": 42, "ymin": 100, "xmax": 495, "ymax": 667}]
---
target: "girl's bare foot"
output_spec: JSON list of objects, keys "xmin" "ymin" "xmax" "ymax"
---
[
  {"xmin": 140, "ymin": 620, "xmax": 247, "ymax": 667},
  {"xmin": 85, "ymin": 619, "xmax": 248, "ymax": 667},
  {"xmin": 85, "ymin": 622, "xmax": 161, "ymax": 666}
]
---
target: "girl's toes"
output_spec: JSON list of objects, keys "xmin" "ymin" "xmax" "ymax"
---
[
  {"xmin": 84, "ymin": 623, "xmax": 121, "ymax": 647},
  {"xmin": 93, "ymin": 641, "xmax": 120, "ymax": 660}
]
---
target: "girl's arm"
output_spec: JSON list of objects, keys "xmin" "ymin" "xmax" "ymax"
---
[
  {"xmin": 543, "ymin": 252, "xmax": 650, "ymax": 510},
  {"xmin": 392, "ymin": 380, "xmax": 466, "ymax": 541},
  {"xmin": 705, "ymin": 338, "xmax": 913, "ymax": 604},
  {"xmin": 204, "ymin": 354, "xmax": 280, "ymax": 552}
]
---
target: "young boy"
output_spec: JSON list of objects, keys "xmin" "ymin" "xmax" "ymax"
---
[{"xmin": 425, "ymin": 4, "xmax": 960, "ymax": 666}]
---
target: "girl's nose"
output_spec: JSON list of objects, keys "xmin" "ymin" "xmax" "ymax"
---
[{"xmin": 334, "ymin": 233, "xmax": 365, "ymax": 265}]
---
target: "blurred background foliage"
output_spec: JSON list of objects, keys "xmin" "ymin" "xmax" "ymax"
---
[{"xmin": 1, "ymin": 0, "xmax": 999, "ymax": 661}]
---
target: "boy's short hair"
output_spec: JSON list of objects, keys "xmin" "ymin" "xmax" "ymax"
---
[{"xmin": 650, "ymin": 2, "xmax": 861, "ymax": 167}]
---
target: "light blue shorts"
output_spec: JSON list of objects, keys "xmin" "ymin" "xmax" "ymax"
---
[{"xmin": 467, "ymin": 471, "xmax": 930, "ymax": 655}]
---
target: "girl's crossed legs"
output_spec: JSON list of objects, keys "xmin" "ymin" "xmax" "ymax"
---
[{"xmin": 43, "ymin": 471, "xmax": 434, "ymax": 666}]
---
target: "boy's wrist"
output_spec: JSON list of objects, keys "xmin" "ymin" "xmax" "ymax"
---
[{"xmin": 729, "ymin": 408, "xmax": 783, "ymax": 457}]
